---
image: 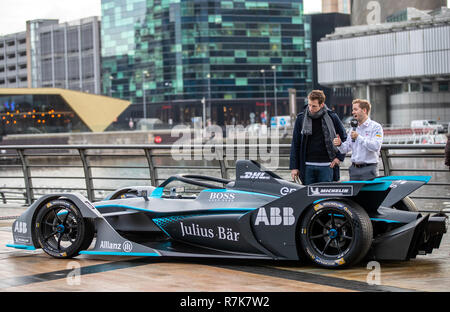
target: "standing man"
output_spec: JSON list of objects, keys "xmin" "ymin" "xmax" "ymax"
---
[
  {"xmin": 290, "ymin": 90, "xmax": 347, "ymax": 185},
  {"xmin": 333, "ymin": 99, "xmax": 383, "ymax": 181},
  {"xmin": 445, "ymin": 134, "xmax": 450, "ymax": 171}
]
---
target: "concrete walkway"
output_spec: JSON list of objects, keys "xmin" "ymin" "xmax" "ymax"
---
[{"xmin": 0, "ymin": 204, "xmax": 28, "ymax": 220}]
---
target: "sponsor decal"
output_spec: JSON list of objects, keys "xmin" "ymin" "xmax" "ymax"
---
[
  {"xmin": 308, "ymin": 186, "xmax": 353, "ymax": 197},
  {"xmin": 389, "ymin": 181, "xmax": 407, "ymax": 189},
  {"xmin": 239, "ymin": 172, "xmax": 270, "ymax": 180},
  {"xmin": 122, "ymin": 241, "xmax": 133, "ymax": 253},
  {"xmin": 209, "ymin": 192, "xmax": 236, "ymax": 202},
  {"xmin": 99, "ymin": 240, "xmax": 133, "ymax": 252},
  {"xmin": 254, "ymin": 207, "xmax": 295, "ymax": 226},
  {"xmin": 280, "ymin": 187, "xmax": 297, "ymax": 196},
  {"xmin": 14, "ymin": 221, "xmax": 28, "ymax": 234},
  {"xmin": 306, "ymin": 246, "xmax": 347, "ymax": 266},
  {"xmin": 15, "ymin": 237, "xmax": 31, "ymax": 244},
  {"xmin": 100, "ymin": 241, "xmax": 121, "ymax": 250},
  {"xmin": 180, "ymin": 222, "xmax": 240, "ymax": 242}
]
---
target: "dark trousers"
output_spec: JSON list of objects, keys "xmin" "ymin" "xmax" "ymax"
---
[
  {"xmin": 349, "ymin": 164, "xmax": 377, "ymax": 181},
  {"xmin": 304, "ymin": 165, "xmax": 333, "ymax": 185}
]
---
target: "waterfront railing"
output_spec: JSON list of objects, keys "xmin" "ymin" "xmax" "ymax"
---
[{"xmin": 0, "ymin": 144, "xmax": 448, "ymax": 213}]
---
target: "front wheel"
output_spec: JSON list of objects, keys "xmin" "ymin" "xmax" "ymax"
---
[
  {"xmin": 299, "ymin": 200, "xmax": 373, "ymax": 268},
  {"xmin": 35, "ymin": 199, "xmax": 94, "ymax": 259}
]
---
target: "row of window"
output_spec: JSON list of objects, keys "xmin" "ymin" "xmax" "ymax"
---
[
  {"xmin": 0, "ymin": 38, "xmax": 26, "ymax": 49},
  {"xmin": 389, "ymin": 81, "xmax": 450, "ymax": 94},
  {"xmin": 0, "ymin": 76, "xmax": 28, "ymax": 84},
  {"xmin": 0, "ymin": 63, "xmax": 27, "ymax": 72}
]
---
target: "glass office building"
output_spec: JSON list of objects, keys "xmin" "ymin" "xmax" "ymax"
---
[{"xmin": 101, "ymin": 0, "xmax": 308, "ymax": 126}]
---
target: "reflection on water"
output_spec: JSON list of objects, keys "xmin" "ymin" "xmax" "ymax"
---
[{"xmin": 1, "ymin": 151, "xmax": 449, "ymax": 210}]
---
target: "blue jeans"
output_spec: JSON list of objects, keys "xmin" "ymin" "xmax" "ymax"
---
[{"xmin": 304, "ymin": 165, "xmax": 333, "ymax": 185}]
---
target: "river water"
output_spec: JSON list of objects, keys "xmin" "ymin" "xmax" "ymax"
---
[{"xmin": 1, "ymin": 150, "xmax": 449, "ymax": 211}]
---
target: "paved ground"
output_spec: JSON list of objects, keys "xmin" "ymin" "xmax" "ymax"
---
[{"xmin": 1, "ymin": 205, "xmax": 449, "ymax": 293}]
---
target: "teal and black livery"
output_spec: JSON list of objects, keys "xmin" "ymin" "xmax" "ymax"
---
[{"xmin": 7, "ymin": 160, "xmax": 448, "ymax": 269}]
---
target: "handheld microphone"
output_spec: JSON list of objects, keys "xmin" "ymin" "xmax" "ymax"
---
[{"xmin": 350, "ymin": 119, "xmax": 358, "ymax": 142}]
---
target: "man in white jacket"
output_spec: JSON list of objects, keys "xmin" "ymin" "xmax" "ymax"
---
[{"xmin": 333, "ymin": 99, "xmax": 383, "ymax": 181}]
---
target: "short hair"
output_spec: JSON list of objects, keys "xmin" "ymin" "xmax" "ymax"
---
[
  {"xmin": 352, "ymin": 99, "xmax": 371, "ymax": 114},
  {"xmin": 308, "ymin": 90, "xmax": 326, "ymax": 105}
]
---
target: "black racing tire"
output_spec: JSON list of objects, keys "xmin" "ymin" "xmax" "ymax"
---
[
  {"xmin": 391, "ymin": 196, "xmax": 419, "ymax": 212},
  {"xmin": 299, "ymin": 200, "xmax": 373, "ymax": 268},
  {"xmin": 35, "ymin": 199, "xmax": 95, "ymax": 259}
]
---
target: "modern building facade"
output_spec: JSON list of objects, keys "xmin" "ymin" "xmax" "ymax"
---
[
  {"xmin": 27, "ymin": 17, "xmax": 102, "ymax": 94},
  {"xmin": 0, "ymin": 32, "xmax": 28, "ymax": 88},
  {"xmin": 305, "ymin": 12, "xmax": 351, "ymax": 118},
  {"xmin": 101, "ymin": 0, "xmax": 309, "ymax": 127},
  {"xmin": 1, "ymin": 17, "xmax": 102, "ymax": 95},
  {"xmin": 317, "ymin": 8, "xmax": 450, "ymax": 126},
  {"xmin": 350, "ymin": 0, "xmax": 446, "ymax": 25},
  {"xmin": 0, "ymin": 88, "xmax": 130, "ymax": 136},
  {"xmin": 322, "ymin": 0, "xmax": 351, "ymax": 14}
]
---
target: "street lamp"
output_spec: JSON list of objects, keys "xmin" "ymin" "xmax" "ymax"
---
[
  {"xmin": 108, "ymin": 75, "xmax": 114, "ymax": 97},
  {"xmin": 272, "ymin": 65, "xmax": 277, "ymax": 117},
  {"xmin": 206, "ymin": 73, "xmax": 211, "ymax": 125},
  {"xmin": 261, "ymin": 69, "xmax": 267, "ymax": 126},
  {"xmin": 165, "ymin": 81, "xmax": 172, "ymax": 124},
  {"xmin": 142, "ymin": 70, "xmax": 149, "ymax": 120}
]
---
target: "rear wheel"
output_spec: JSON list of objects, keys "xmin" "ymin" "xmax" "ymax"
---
[
  {"xmin": 299, "ymin": 200, "xmax": 373, "ymax": 268},
  {"xmin": 391, "ymin": 196, "xmax": 418, "ymax": 212},
  {"xmin": 35, "ymin": 199, "xmax": 94, "ymax": 259}
]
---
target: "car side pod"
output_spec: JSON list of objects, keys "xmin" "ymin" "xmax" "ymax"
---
[{"xmin": 369, "ymin": 214, "xmax": 448, "ymax": 261}]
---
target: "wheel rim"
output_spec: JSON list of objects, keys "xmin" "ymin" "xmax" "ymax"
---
[
  {"xmin": 39, "ymin": 207, "xmax": 80, "ymax": 253},
  {"xmin": 307, "ymin": 208, "xmax": 354, "ymax": 258}
]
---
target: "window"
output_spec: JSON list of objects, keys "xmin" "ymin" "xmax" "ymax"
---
[
  {"xmin": 402, "ymin": 83, "xmax": 409, "ymax": 93},
  {"xmin": 410, "ymin": 83, "xmax": 420, "ymax": 92},
  {"xmin": 439, "ymin": 82, "xmax": 449, "ymax": 92},
  {"xmin": 422, "ymin": 83, "xmax": 432, "ymax": 92}
]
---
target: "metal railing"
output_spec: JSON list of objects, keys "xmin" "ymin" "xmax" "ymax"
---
[{"xmin": 0, "ymin": 144, "xmax": 448, "ymax": 211}]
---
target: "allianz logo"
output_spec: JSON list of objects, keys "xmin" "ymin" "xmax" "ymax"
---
[{"xmin": 99, "ymin": 240, "xmax": 133, "ymax": 252}]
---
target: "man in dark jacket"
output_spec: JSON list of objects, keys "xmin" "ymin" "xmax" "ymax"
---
[{"xmin": 290, "ymin": 90, "xmax": 347, "ymax": 185}]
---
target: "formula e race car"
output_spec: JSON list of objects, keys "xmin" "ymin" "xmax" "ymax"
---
[{"xmin": 7, "ymin": 160, "xmax": 448, "ymax": 268}]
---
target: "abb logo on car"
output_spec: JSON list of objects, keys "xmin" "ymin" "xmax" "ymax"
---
[{"xmin": 254, "ymin": 207, "xmax": 295, "ymax": 226}]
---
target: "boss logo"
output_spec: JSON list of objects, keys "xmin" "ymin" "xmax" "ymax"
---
[
  {"xmin": 209, "ymin": 192, "xmax": 236, "ymax": 202},
  {"xmin": 240, "ymin": 172, "xmax": 270, "ymax": 180},
  {"xmin": 254, "ymin": 207, "xmax": 295, "ymax": 226}
]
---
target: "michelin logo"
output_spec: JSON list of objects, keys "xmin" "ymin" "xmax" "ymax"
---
[{"xmin": 308, "ymin": 186, "xmax": 353, "ymax": 197}]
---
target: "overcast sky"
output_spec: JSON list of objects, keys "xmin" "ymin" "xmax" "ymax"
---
[{"xmin": 0, "ymin": 0, "xmax": 324, "ymax": 36}]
